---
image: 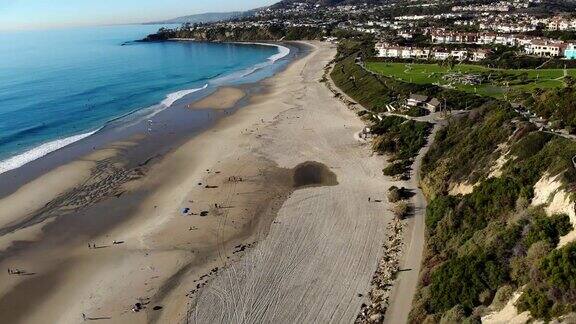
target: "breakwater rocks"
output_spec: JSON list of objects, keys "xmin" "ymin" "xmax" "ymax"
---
[{"xmin": 355, "ymin": 219, "xmax": 404, "ymax": 324}]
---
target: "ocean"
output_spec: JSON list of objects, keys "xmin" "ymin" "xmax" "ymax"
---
[{"xmin": 0, "ymin": 25, "xmax": 288, "ymax": 174}]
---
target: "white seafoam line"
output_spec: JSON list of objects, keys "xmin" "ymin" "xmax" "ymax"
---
[
  {"xmin": 0, "ymin": 130, "xmax": 100, "ymax": 175},
  {"xmin": 0, "ymin": 85, "xmax": 209, "ymax": 176},
  {"xmin": 210, "ymin": 43, "xmax": 291, "ymax": 84}
]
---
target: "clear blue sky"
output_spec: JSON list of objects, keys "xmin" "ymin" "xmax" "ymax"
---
[{"xmin": 0, "ymin": 0, "xmax": 277, "ymax": 31}]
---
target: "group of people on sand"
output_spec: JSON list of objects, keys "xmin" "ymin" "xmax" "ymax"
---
[{"xmin": 228, "ymin": 176, "xmax": 243, "ymax": 182}]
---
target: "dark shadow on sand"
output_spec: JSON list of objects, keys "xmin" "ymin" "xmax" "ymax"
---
[{"xmin": 292, "ymin": 161, "xmax": 338, "ymax": 189}]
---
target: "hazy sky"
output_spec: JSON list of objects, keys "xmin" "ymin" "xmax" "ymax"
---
[{"xmin": 0, "ymin": 0, "xmax": 277, "ymax": 31}]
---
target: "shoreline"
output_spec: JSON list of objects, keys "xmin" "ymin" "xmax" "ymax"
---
[{"xmin": 0, "ymin": 40, "xmax": 292, "ymax": 184}]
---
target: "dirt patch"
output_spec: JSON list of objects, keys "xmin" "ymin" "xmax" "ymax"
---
[{"xmin": 292, "ymin": 161, "xmax": 338, "ymax": 189}]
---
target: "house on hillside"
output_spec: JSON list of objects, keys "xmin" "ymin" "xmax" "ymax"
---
[
  {"xmin": 433, "ymin": 50, "xmax": 451, "ymax": 60},
  {"xmin": 407, "ymin": 94, "xmax": 429, "ymax": 107},
  {"xmin": 494, "ymin": 34, "xmax": 517, "ymax": 46},
  {"xmin": 525, "ymin": 41, "xmax": 567, "ymax": 57},
  {"xmin": 426, "ymin": 98, "xmax": 442, "ymax": 112},
  {"xmin": 406, "ymin": 94, "xmax": 441, "ymax": 113},
  {"xmin": 471, "ymin": 49, "xmax": 490, "ymax": 61},
  {"xmin": 451, "ymin": 50, "xmax": 469, "ymax": 61},
  {"xmin": 478, "ymin": 33, "xmax": 497, "ymax": 44}
]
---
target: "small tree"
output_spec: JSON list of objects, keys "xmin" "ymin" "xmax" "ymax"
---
[
  {"xmin": 392, "ymin": 201, "xmax": 410, "ymax": 219},
  {"xmin": 388, "ymin": 186, "xmax": 401, "ymax": 203},
  {"xmin": 564, "ymin": 75, "xmax": 575, "ymax": 88}
]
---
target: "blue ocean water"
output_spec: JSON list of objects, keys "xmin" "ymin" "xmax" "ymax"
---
[{"xmin": 0, "ymin": 25, "xmax": 284, "ymax": 173}]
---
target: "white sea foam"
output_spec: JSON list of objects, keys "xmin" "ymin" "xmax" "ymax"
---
[
  {"xmin": 267, "ymin": 44, "xmax": 291, "ymax": 62},
  {"xmin": 161, "ymin": 84, "xmax": 208, "ymax": 107},
  {"xmin": 0, "ymin": 129, "xmax": 100, "ymax": 175},
  {"xmin": 210, "ymin": 43, "xmax": 290, "ymax": 85},
  {"xmin": 108, "ymin": 84, "xmax": 209, "ymax": 130},
  {"xmin": 235, "ymin": 42, "xmax": 291, "ymax": 62}
]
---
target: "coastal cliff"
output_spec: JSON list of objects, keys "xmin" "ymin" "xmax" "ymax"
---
[
  {"xmin": 411, "ymin": 101, "xmax": 576, "ymax": 323},
  {"xmin": 142, "ymin": 25, "xmax": 324, "ymax": 42}
]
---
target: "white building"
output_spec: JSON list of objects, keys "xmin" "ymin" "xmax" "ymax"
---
[
  {"xmin": 494, "ymin": 34, "xmax": 517, "ymax": 46},
  {"xmin": 375, "ymin": 43, "xmax": 489, "ymax": 61},
  {"xmin": 525, "ymin": 41, "xmax": 567, "ymax": 57},
  {"xmin": 375, "ymin": 43, "xmax": 403, "ymax": 58},
  {"xmin": 451, "ymin": 50, "xmax": 469, "ymax": 61},
  {"xmin": 548, "ymin": 16, "xmax": 576, "ymax": 31},
  {"xmin": 471, "ymin": 49, "xmax": 490, "ymax": 61},
  {"xmin": 434, "ymin": 50, "xmax": 451, "ymax": 60},
  {"xmin": 478, "ymin": 33, "xmax": 497, "ymax": 44}
]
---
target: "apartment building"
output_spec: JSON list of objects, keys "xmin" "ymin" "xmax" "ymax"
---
[{"xmin": 525, "ymin": 41, "xmax": 567, "ymax": 57}]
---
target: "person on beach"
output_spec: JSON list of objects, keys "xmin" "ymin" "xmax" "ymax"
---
[{"xmin": 82, "ymin": 313, "xmax": 86, "ymax": 321}]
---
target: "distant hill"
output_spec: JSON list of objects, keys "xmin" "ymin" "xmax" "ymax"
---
[
  {"xmin": 146, "ymin": 10, "xmax": 257, "ymax": 25},
  {"xmin": 271, "ymin": 0, "xmax": 387, "ymax": 8}
]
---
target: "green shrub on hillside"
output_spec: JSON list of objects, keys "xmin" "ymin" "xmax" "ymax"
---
[
  {"xmin": 516, "ymin": 287, "xmax": 554, "ymax": 319},
  {"xmin": 517, "ymin": 242, "xmax": 576, "ymax": 319},
  {"xmin": 542, "ymin": 242, "xmax": 576, "ymax": 291},
  {"xmin": 412, "ymin": 99, "xmax": 576, "ymax": 322},
  {"xmin": 383, "ymin": 160, "xmax": 410, "ymax": 176},
  {"xmin": 426, "ymin": 195, "xmax": 458, "ymax": 231},
  {"xmin": 330, "ymin": 43, "xmax": 488, "ymax": 114},
  {"xmin": 523, "ymin": 212, "xmax": 572, "ymax": 248},
  {"xmin": 371, "ymin": 116, "xmax": 432, "ymax": 161},
  {"xmin": 422, "ymin": 103, "xmax": 515, "ymax": 186},
  {"xmin": 428, "ymin": 253, "xmax": 508, "ymax": 313}
]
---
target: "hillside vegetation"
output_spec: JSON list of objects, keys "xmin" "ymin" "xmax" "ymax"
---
[
  {"xmin": 143, "ymin": 25, "xmax": 325, "ymax": 42},
  {"xmin": 412, "ymin": 103, "xmax": 576, "ymax": 322},
  {"xmin": 511, "ymin": 85, "xmax": 576, "ymax": 132},
  {"xmin": 330, "ymin": 41, "xmax": 487, "ymax": 113}
]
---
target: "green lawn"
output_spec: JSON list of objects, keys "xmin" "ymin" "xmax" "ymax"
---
[{"xmin": 366, "ymin": 62, "xmax": 576, "ymax": 98}]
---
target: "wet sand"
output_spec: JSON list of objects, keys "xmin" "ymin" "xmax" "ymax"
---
[{"xmin": 189, "ymin": 87, "xmax": 246, "ymax": 110}]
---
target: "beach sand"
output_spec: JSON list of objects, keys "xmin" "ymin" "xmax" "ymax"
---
[
  {"xmin": 0, "ymin": 41, "xmax": 396, "ymax": 324},
  {"xmin": 189, "ymin": 87, "xmax": 245, "ymax": 110}
]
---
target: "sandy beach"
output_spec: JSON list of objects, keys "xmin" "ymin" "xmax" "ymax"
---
[
  {"xmin": 189, "ymin": 87, "xmax": 246, "ymax": 110},
  {"xmin": 0, "ymin": 41, "xmax": 399, "ymax": 323}
]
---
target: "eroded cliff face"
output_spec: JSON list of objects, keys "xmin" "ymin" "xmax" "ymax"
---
[{"xmin": 532, "ymin": 174, "xmax": 576, "ymax": 248}]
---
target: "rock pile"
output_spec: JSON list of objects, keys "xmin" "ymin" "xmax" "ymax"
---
[{"xmin": 355, "ymin": 219, "xmax": 404, "ymax": 324}]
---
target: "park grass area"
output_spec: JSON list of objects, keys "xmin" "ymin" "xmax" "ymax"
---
[{"xmin": 366, "ymin": 62, "xmax": 576, "ymax": 98}]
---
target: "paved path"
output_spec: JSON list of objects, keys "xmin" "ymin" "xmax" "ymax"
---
[{"xmin": 383, "ymin": 119, "xmax": 445, "ymax": 324}]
